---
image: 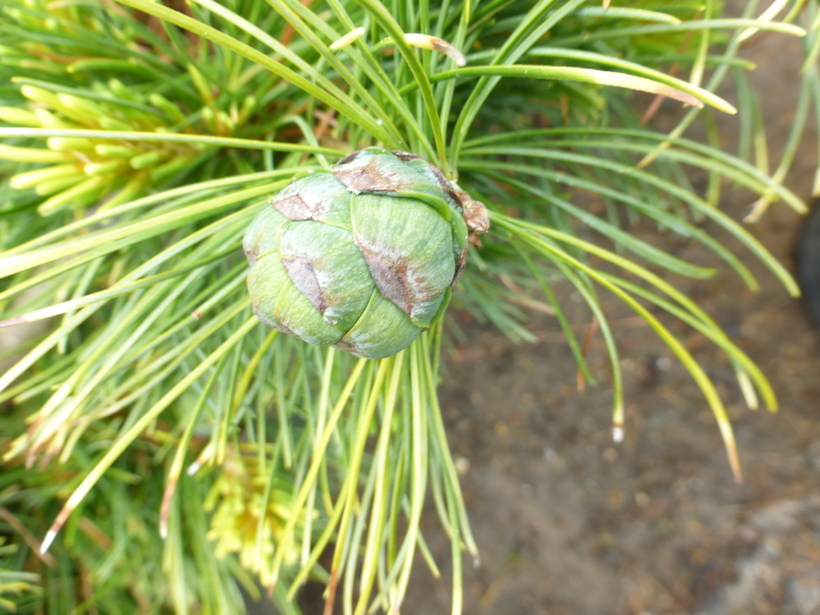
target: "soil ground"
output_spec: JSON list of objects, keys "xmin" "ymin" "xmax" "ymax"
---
[{"xmin": 399, "ymin": 17, "xmax": 820, "ymax": 615}]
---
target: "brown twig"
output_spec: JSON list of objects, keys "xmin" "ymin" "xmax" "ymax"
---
[{"xmin": 0, "ymin": 506, "xmax": 57, "ymax": 567}]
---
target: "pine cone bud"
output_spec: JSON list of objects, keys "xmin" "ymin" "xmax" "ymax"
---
[{"xmin": 243, "ymin": 147, "xmax": 488, "ymax": 359}]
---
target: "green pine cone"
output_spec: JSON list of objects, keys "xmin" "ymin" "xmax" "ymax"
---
[{"xmin": 243, "ymin": 147, "xmax": 486, "ymax": 359}]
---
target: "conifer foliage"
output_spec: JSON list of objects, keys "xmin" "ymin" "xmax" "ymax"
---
[{"xmin": 0, "ymin": 1, "xmax": 817, "ymax": 613}]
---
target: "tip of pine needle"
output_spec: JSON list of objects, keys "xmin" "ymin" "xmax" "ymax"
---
[
  {"xmin": 404, "ymin": 34, "xmax": 466, "ymax": 67},
  {"xmin": 732, "ymin": 464, "xmax": 744, "ymax": 484},
  {"xmin": 812, "ymin": 169, "xmax": 820, "ymax": 197},
  {"xmin": 330, "ymin": 27, "xmax": 366, "ymax": 51},
  {"xmin": 40, "ymin": 529, "xmax": 57, "ymax": 555},
  {"xmin": 744, "ymin": 199, "xmax": 770, "ymax": 223},
  {"xmin": 728, "ymin": 447, "xmax": 743, "ymax": 484}
]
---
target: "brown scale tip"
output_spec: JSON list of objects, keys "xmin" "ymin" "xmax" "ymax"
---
[
  {"xmin": 273, "ymin": 193, "xmax": 315, "ymax": 220},
  {"xmin": 332, "ymin": 153, "xmax": 414, "ymax": 193},
  {"xmin": 282, "ymin": 257, "xmax": 328, "ymax": 316}
]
